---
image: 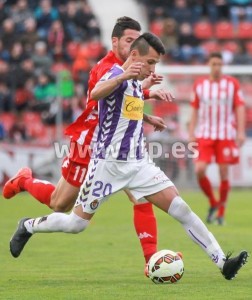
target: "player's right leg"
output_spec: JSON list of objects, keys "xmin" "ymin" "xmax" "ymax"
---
[
  {"xmin": 3, "ymin": 167, "xmax": 55, "ymax": 207},
  {"xmin": 3, "ymin": 157, "xmax": 87, "ymax": 212},
  {"xmin": 194, "ymin": 139, "xmax": 219, "ymax": 223}
]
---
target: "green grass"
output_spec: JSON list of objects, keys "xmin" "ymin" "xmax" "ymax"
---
[{"xmin": 0, "ymin": 190, "xmax": 251, "ymax": 300}]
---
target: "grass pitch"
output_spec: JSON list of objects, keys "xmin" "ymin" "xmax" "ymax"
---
[{"xmin": 0, "ymin": 189, "xmax": 251, "ymax": 300}]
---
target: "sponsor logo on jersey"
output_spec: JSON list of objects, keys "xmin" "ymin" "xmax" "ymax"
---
[{"xmin": 122, "ymin": 95, "xmax": 144, "ymax": 120}]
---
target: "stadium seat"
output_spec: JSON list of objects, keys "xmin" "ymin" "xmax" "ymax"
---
[
  {"xmin": 194, "ymin": 21, "xmax": 213, "ymax": 39},
  {"xmin": 0, "ymin": 113, "xmax": 16, "ymax": 131},
  {"xmin": 149, "ymin": 20, "xmax": 163, "ymax": 37},
  {"xmin": 214, "ymin": 21, "xmax": 234, "ymax": 39},
  {"xmin": 222, "ymin": 41, "xmax": 239, "ymax": 53},
  {"xmin": 86, "ymin": 40, "xmax": 104, "ymax": 59},
  {"xmin": 201, "ymin": 41, "xmax": 220, "ymax": 54},
  {"xmin": 245, "ymin": 41, "xmax": 252, "ymax": 55},
  {"xmin": 66, "ymin": 41, "xmax": 80, "ymax": 59},
  {"xmin": 237, "ymin": 22, "xmax": 252, "ymax": 39},
  {"xmin": 23, "ymin": 112, "xmax": 42, "ymax": 124}
]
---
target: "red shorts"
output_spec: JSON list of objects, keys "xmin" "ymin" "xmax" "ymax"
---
[
  {"xmin": 196, "ymin": 139, "xmax": 239, "ymax": 164},
  {"xmin": 61, "ymin": 157, "xmax": 89, "ymax": 188}
]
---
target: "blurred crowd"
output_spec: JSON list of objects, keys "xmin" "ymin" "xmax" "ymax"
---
[
  {"xmin": 1, "ymin": 0, "xmax": 252, "ymax": 144},
  {"xmin": 139, "ymin": 0, "xmax": 252, "ymax": 64},
  {"xmin": 0, "ymin": 0, "xmax": 105, "ymax": 143}
]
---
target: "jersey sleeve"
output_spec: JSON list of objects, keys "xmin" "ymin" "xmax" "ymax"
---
[{"xmin": 99, "ymin": 64, "xmax": 124, "ymax": 81}]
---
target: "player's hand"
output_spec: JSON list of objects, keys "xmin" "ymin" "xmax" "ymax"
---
[
  {"xmin": 123, "ymin": 62, "xmax": 144, "ymax": 80},
  {"xmin": 236, "ymin": 132, "xmax": 246, "ymax": 147},
  {"xmin": 146, "ymin": 115, "xmax": 167, "ymax": 132},
  {"xmin": 142, "ymin": 73, "xmax": 163, "ymax": 89},
  {"xmin": 149, "ymin": 89, "xmax": 175, "ymax": 102}
]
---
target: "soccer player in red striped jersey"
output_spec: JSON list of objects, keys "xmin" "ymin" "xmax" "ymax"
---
[{"xmin": 188, "ymin": 52, "xmax": 246, "ymax": 225}]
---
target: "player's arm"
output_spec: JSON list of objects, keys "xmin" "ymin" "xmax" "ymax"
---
[
  {"xmin": 91, "ymin": 62, "xmax": 144, "ymax": 100},
  {"xmin": 235, "ymin": 105, "xmax": 246, "ymax": 147},
  {"xmin": 233, "ymin": 78, "xmax": 246, "ymax": 147},
  {"xmin": 188, "ymin": 107, "xmax": 198, "ymax": 142},
  {"xmin": 143, "ymin": 114, "xmax": 167, "ymax": 131}
]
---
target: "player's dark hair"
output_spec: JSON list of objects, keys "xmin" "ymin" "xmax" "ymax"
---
[
  {"xmin": 130, "ymin": 32, "xmax": 165, "ymax": 55},
  {"xmin": 111, "ymin": 16, "xmax": 141, "ymax": 38},
  {"xmin": 209, "ymin": 52, "xmax": 223, "ymax": 60}
]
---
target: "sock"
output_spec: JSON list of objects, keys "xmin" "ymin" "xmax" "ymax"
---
[
  {"xmin": 134, "ymin": 202, "xmax": 157, "ymax": 263},
  {"xmin": 25, "ymin": 212, "xmax": 89, "ymax": 234},
  {"xmin": 198, "ymin": 176, "xmax": 217, "ymax": 207},
  {"xmin": 217, "ymin": 180, "xmax": 230, "ymax": 218},
  {"xmin": 23, "ymin": 178, "xmax": 55, "ymax": 207},
  {"xmin": 168, "ymin": 196, "xmax": 225, "ymax": 270}
]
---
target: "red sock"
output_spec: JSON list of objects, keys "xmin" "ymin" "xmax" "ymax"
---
[
  {"xmin": 133, "ymin": 202, "xmax": 157, "ymax": 263},
  {"xmin": 22, "ymin": 178, "xmax": 55, "ymax": 207},
  {"xmin": 198, "ymin": 176, "xmax": 217, "ymax": 207},
  {"xmin": 217, "ymin": 180, "xmax": 230, "ymax": 217}
]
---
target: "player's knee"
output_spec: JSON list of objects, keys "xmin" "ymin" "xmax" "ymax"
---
[
  {"xmin": 52, "ymin": 202, "xmax": 71, "ymax": 213},
  {"xmin": 168, "ymin": 196, "xmax": 192, "ymax": 224},
  {"xmin": 65, "ymin": 212, "xmax": 89, "ymax": 233},
  {"xmin": 50, "ymin": 193, "xmax": 71, "ymax": 212},
  {"xmin": 195, "ymin": 165, "xmax": 206, "ymax": 178}
]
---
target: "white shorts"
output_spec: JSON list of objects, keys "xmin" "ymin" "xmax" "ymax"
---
[{"xmin": 75, "ymin": 154, "xmax": 174, "ymax": 214}]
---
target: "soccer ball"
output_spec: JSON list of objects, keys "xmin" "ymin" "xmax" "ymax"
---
[{"xmin": 147, "ymin": 249, "xmax": 184, "ymax": 284}]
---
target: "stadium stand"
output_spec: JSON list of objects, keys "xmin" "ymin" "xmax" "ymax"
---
[{"xmin": 1, "ymin": 0, "xmax": 252, "ymax": 146}]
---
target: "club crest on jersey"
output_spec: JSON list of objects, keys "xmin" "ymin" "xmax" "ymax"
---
[
  {"xmin": 90, "ymin": 199, "xmax": 99, "ymax": 210},
  {"xmin": 122, "ymin": 95, "xmax": 144, "ymax": 120}
]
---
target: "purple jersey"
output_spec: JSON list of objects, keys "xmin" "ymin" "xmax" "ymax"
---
[{"xmin": 96, "ymin": 64, "xmax": 145, "ymax": 161}]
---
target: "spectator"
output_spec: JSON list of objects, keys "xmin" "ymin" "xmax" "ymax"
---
[
  {"xmin": 9, "ymin": 0, "xmax": 33, "ymax": 33},
  {"xmin": 14, "ymin": 79, "xmax": 34, "ymax": 111},
  {"xmin": 48, "ymin": 20, "xmax": 65, "ymax": 49},
  {"xmin": 140, "ymin": 0, "xmax": 171, "ymax": 21},
  {"xmin": 0, "ymin": 18, "xmax": 17, "ymax": 51},
  {"xmin": 72, "ymin": 42, "xmax": 91, "ymax": 85},
  {"xmin": 9, "ymin": 42, "xmax": 28, "ymax": 66},
  {"xmin": 31, "ymin": 41, "xmax": 53, "ymax": 74},
  {"xmin": 34, "ymin": 72, "xmax": 57, "ymax": 103},
  {"xmin": 232, "ymin": 41, "xmax": 252, "ymax": 64},
  {"xmin": 34, "ymin": 0, "xmax": 59, "ymax": 39},
  {"xmin": 0, "ymin": 40, "xmax": 10, "ymax": 62},
  {"xmin": 170, "ymin": 0, "xmax": 193, "ymax": 24},
  {"xmin": 0, "ymin": 0, "xmax": 7, "ymax": 27},
  {"xmin": 175, "ymin": 22, "xmax": 206, "ymax": 63},
  {"xmin": 0, "ymin": 80, "xmax": 13, "ymax": 112},
  {"xmin": 0, "ymin": 60, "xmax": 11, "ymax": 87},
  {"xmin": 75, "ymin": 0, "xmax": 101, "ymax": 39},
  {"xmin": 159, "ymin": 18, "xmax": 178, "ymax": 60},
  {"xmin": 20, "ymin": 18, "xmax": 40, "ymax": 52},
  {"xmin": 228, "ymin": 0, "xmax": 252, "ymax": 27},
  {"xmin": 190, "ymin": 0, "xmax": 230, "ymax": 23},
  {"xmin": 60, "ymin": 1, "xmax": 80, "ymax": 41}
]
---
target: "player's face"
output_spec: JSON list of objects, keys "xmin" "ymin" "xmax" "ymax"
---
[
  {"xmin": 133, "ymin": 47, "xmax": 161, "ymax": 80},
  {"xmin": 209, "ymin": 57, "xmax": 223, "ymax": 79},
  {"xmin": 114, "ymin": 29, "xmax": 141, "ymax": 62}
]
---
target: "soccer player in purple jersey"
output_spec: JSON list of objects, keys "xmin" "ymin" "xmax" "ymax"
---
[{"xmin": 10, "ymin": 32, "xmax": 248, "ymax": 280}]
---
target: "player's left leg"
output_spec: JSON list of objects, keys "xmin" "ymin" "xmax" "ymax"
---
[
  {"xmin": 216, "ymin": 164, "xmax": 230, "ymax": 225},
  {"xmin": 215, "ymin": 139, "xmax": 240, "ymax": 225},
  {"xmin": 145, "ymin": 187, "xmax": 248, "ymax": 280}
]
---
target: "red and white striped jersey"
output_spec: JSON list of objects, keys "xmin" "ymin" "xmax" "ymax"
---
[{"xmin": 191, "ymin": 75, "xmax": 244, "ymax": 140}]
